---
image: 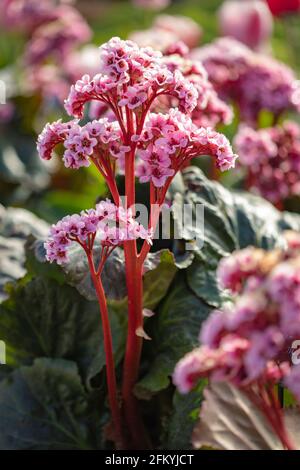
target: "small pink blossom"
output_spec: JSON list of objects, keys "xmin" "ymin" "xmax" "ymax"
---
[{"xmin": 45, "ymin": 200, "xmax": 153, "ymax": 264}]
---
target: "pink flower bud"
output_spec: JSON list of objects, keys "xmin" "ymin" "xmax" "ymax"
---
[{"xmin": 218, "ymin": 0, "xmax": 273, "ymax": 50}]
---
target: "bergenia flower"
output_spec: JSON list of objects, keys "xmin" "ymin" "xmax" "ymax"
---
[
  {"xmin": 234, "ymin": 121, "xmax": 300, "ymax": 205},
  {"xmin": 38, "ymin": 38, "xmax": 237, "ymax": 189},
  {"xmin": 45, "ymin": 199, "xmax": 152, "ymax": 265},
  {"xmin": 38, "ymin": 36, "xmax": 238, "ymax": 449},
  {"xmin": 174, "ymin": 234, "xmax": 300, "ymax": 449},
  {"xmin": 191, "ymin": 37, "xmax": 300, "ymax": 125}
]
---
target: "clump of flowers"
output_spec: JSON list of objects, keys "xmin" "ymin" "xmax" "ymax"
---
[
  {"xmin": 24, "ymin": 6, "xmax": 91, "ymax": 66},
  {"xmin": 45, "ymin": 199, "xmax": 152, "ymax": 448},
  {"xmin": 174, "ymin": 232, "xmax": 300, "ymax": 450},
  {"xmin": 234, "ymin": 121, "xmax": 300, "ymax": 206},
  {"xmin": 45, "ymin": 200, "xmax": 152, "ymax": 265},
  {"xmin": 81, "ymin": 45, "xmax": 233, "ymax": 131},
  {"xmin": 1, "ymin": 0, "xmax": 60, "ymax": 31},
  {"xmin": 161, "ymin": 54, "xmax": 233, "ymax": 128},
  {"xmin": 37, "ymin": 37, "xmax": 237, "ymax": 449},
  {"xmin": 191, "ymin": 37, "xmax": 300, "ymax": 125}
]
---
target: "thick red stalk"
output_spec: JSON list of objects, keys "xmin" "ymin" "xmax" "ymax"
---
[
  {"xmin": 121, "ymin": 107, "xmax": 150, "ymax": 448},
  {"xmin": 122, "ymin": 249, "xmax": 147, "ymax": 448},
  {"xmin": 87, "ymin": 253, "xmax": 125, "ymax": 449}
]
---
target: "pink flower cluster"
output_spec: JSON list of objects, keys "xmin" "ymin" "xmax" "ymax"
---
[
  {"xmin": 85, "ymin": 41, "xmax": 232, "ymax": 130},
  {"xmin": 135, "ymin": 109, "xmax": 237, "ymax": 187},
  {"xmin": 173, "ymin": 234, "xmax": 300, "ymax": 405},
  {"xmin": 45, "ymin": 199, "xmax": 153, "ymax": 265},
  {"xmin": 1, "ymin": 1, "xmax": 91, "ymax": 66},
  {"xmin": 37, "ymin": 117, "xmax": 126, "ymax": 170},
  {"xmin": 38, "ymin": 38, "xmax": 237, "ymax": 187},
  {"xmin": 1, "ymin": 0, "xmax": 59, "ymax": 32},
  {"xmin": 191, "ymin": 37, "xmax": 300, "ymax": 125},
  {"xmin": 37, "ymin": 110, "xmax": 237, "ymax": 186},
  {"xmin": 234, "ymin": 121, "xmax": 300, "ymax": 204},
  {"xmin": 64, "ymin": 37, "xmax": 199, "ymax": 118},
  {"xmin": 162, "ymin": 54, "xmax": 233, "ymax": 128},
  {"xmin": 152, "ymin": 15, "xmax": 202, "ymax": 49}
]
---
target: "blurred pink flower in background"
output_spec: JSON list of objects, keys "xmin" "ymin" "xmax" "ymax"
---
[
  {"xmin": 234, "ymin": 121, "xmax": 300, "ymax": 205},
  {"xmin": 1, "ymin": 0, "xmax": 92, "ymax": 105},
  {"xmin": 129, "ymin": 14, "xmax": 202, "ymax": 53},
  {"xmin": 153, "ymin": 14, "xmax": 202, "ymax": 48},
  {"xmin": 129, "ymin": 28, "xmax": 178, "ymax": 52},
  {"xmin": 0, "ymin": 0, "xmax": 59, "ymax": 32},
  {"xmin": 191, "ymin": 37, "xmax": 300, "ymax": 125},
  {"xmin": 174, "ymin": 236, "xmax": 300, "ymax": 413},
  {"xmin": 0, "ymin": 102, "xmax": 14, "ymax": 124},
  {"xmin": 24, "ymin": 6, "xmax": 91, "ymax": 66},
  {"xmin": 132, "ymin": 0, "xmax": 170, "ymax": 9},
  {"xmin": 218, "ymin": 0, "xmax": 273, "ymax": 50}
]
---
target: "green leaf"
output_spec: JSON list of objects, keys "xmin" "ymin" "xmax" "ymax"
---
[
  {"xmin": 0, "ymin": 205, "xmax": 49, "ymax": 301},
  {"xmin": 63, "ymin": 245, "xmax": 127, "ymax": 302},
  {"xmin": 186, "ymin": 254, "xmax": 223, "ymax": 308},
  {"xmin": 143, "ymin": 250, "xmax": 178, "ymax": 311},
  {"xmin": 135, "ymin": 273, "xmax": 210, "ymax": 398},
  {"xmin": 174, "ymin": 167, "xmax": 300, "ymax": 305},
  {"xmin": 0, "ymin": 205, "xmax": 49, "ymax": 239},
  {"xmin": 0, "ymin": 277, "xmax": 126, "ymax": 385},
  {"xmin": 62, "ymin": 244, "xmax": 180, "ymax": 311},
  {"xmin": 24, "ymin": 236, "xmax": 65, "ymax": 284},
  {"xmin": 0, "ymin": 119, "xmax": 52, "ymax": 206},
  {"xmin": 0, "ymin": 358, "xmax": 99, "ymax": 450},
  {"xmin": 177, "ymin": 167, "xmax": 300, "ymax": 258}
]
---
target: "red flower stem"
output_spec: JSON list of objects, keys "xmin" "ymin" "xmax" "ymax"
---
[
  {"xmin": 246, "ymin": 385, "xmax": 295, "ymax": 450},
  {"xmin": 211, "ymin": 159, "xmax": 220, "ymax": 181},
  {"xmin": 87, "ymin": 252, "xmax": 125, "ymax": 449},
  {"xmin": 122, "ymin": 248, "xmax": 148, "ymax": 448},
  {"xmin": 266, "ymin": 385, "xmax": 295, "ymax": 450},
  {"xmin": 91, "ymin": 158, "xmax": 121, "ymax": 206},
  {"xmin": 121, "ymin": 107, "xmax": 150, "ymax": 448},
  {"xmin": 275, "ymin": 200, "xmax": 284, "ymax": 211},
  {"xmin": 138, "ymin": 183, "xmax": 169, "ymax": 264}
]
